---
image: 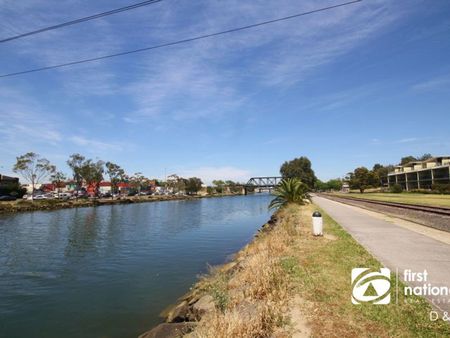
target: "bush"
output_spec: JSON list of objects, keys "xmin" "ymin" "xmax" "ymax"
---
[
  {"xmin": 390, "ymin": 184, "xmax": 403, "ymax": 193},
  {"xmin": 431, "ymin": 183, "xmax": 450, "ymax": 194}
]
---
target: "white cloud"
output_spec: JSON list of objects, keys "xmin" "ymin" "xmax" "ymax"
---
[
  {"xmin": 178, "ymin": 166, "xmax": 252, "ymax": 184},
  {"xmin": 411, "ymin": 75, "xmax": 450, "ymax": 92},
  {"xmin": 395, "ymin": 137, "xmax": 418, "ymax": 143},
  {"xmin": 0, "ymin": 86, "xmax": 63, "ymax": 150},
  {"xmin": 69, "ymin": 136, "xmax": 124, "ymax": 152}
]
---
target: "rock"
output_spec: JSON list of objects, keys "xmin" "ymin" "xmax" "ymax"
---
[
  {"xmin": 138, "ymin": 322, "xmax": 196, "ymax": 338},
  {"xmin": 166, "ymin": 301, "xmax": 191, "ymax": 323},
  {"xmin": 236, "ymin": 301, "xmax": 261, "ymax": 322},
  {"xmin": 192, "ymin": 295, "xmax": 215, "ymax": 317}
]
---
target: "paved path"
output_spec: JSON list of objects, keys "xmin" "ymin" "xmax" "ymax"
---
[{"xmin": 313, "ymin": 195, "xmax": 450, "ymax": 313}]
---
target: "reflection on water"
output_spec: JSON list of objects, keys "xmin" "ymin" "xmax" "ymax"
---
[{"xmin": 0, "ymin": 194, "xmax": 272, "ymax": 338}]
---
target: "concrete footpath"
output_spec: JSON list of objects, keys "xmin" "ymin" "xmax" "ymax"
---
[{"xmin": 313, "ymin": 195, "xmax": 450, "ymax": 313}]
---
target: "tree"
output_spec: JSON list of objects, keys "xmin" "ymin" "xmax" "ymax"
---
[
  {"xmin": 105, "ymin": 162, "xmax": 125, "ymax": 197},
  {"xmin": 131, "ymin": 172, "xmax": 146, "ymax": 194},
  {"xmin": 67, "ymin": 154, "xmax": 86, "ymax": 191},
  {"xmin": 185, "ymin": 177, "xmax": 203, "ymax": 195},
  {"xmin": 348, "ymin": 167, "xmax": 371, "ymax": 193},
  {"xmin": 79, "ymin": 160, "xmax": 104, "ymax": 197},
  {"xmin": 212, "ymin": 180, "xmax": 225, "ymax": 193},
  {"xmin": 51, "ymin": 171, "xmax": 67, "ymax": 194},
  {"xmin": 400, "ymin": 156, "xmax": 417, "ymax": 165},
  {"xmin": 13, "ymin": 152, "xmax": 55, "ymax": 199},
  {"xmin": 280, "ymin": 156, "xmax": 316, "ymax": 189},
  {"xmin": 326, "ymin": 179, "xmax": 343, "ymax": 191},
  {"xmin": 418, "ymin": 153, "xmax": 433, "ymax": 161},
  {"xmin": 269, "ymin": 178, "xmax": 309, "ymax": 210}
]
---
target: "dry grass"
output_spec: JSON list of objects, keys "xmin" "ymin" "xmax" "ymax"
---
[
  {"xmin": 191, "ymin": 205, "xmax": 300, "ymax": 337},
  {"xmin": 187, "ymin": 203, "xmax": 450, "ymax": 338}
]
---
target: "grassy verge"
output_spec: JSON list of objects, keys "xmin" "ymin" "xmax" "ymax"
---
[
  {"xmin": 187, "ymin": 203, "xmax": 449, "ymax": 337},
  {"xmin": 286, "ymin": 204, "xmax": 449, "ymax": 337},
  {"xmin": 332, "ymin": 192, "xmax": 450, "ymax": 208}
]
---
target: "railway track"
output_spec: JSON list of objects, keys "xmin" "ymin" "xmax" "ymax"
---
[{"xmin": 318, "ymin": 193, "xmax": 450, "ymax": 217}]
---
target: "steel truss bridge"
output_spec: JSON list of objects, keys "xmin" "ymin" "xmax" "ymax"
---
[{"xmin": 243, "ymin": 176, "xmax": 282, "ymax": 194}]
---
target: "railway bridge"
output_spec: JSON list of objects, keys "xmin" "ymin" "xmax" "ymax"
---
[{"xmin": 243, "ymin": 176, "xmax": 282, "ymax": 195}]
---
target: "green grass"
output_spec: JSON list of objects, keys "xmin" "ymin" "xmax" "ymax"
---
[
  {"xmin": 333, "ymin": 192, "xmax": 450, "ymax": 208},
  {"xmin": 287, "ymin": 204, "xmax": 450, "ymax": 337}
]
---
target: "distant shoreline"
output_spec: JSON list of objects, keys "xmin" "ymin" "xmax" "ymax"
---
[{"xmin": 0, "ymin": 192, "xmax": 245, "ymax": 215}]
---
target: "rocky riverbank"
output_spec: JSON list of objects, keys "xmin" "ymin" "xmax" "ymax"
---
[
  {"xmin": 0, "ymin": 193, "xmax": 242, "ymax": 214},
  {"xmin": 137, "ymin": 201, "xmax": 450, "ymax": 338},
  {"xmin": 137, "ymin": 210, "xmax": 296, "ymax": 338}
]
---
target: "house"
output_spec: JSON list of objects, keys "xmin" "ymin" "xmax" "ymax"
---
[
  {"xmin": 117, "ymin": 182, "xmax": 131, "ymax": 195},
  {"xmin": 388, "ymin": 156, "xmax": 450, "ymax": 190},
  {"xmin": 99, "ymin": 182, "xmax": 112, "ymax": 194},
  {"xmin": 341, "ymin": 182, "xmax": 350, "ymax": 193}
]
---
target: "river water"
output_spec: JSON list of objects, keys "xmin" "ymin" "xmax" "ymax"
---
[{"xmin": 0, "ymin": 194, "xmax": 272, "ymax": 338}]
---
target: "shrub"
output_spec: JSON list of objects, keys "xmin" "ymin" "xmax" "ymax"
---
[
  {"xmin": 431, "ymin": 183, "xmax": 450, "ymax": 194},
  {"xmin": 269, "ymin": 178, "xmax": 309, "ymax": 210},
  {"xmin": 389, "ymin": 184, "xmax": 403, "ymax": 193}
]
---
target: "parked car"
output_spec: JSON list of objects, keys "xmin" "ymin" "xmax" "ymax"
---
[
  {"xmin": 0, "ymin": 195, "xmax": 16, "ymax": 201},
  {"xmin": 33, "ymin": 194, "xmax": 47, "ymax": 200},
  {"xmin": 58, "ymin": 192, "xmax": 72, "ymax": 199}
]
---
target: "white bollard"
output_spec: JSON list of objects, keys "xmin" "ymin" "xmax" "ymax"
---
[{"xmin": 312, "ymin": 211, "xmax": 323, "ymax": 236}]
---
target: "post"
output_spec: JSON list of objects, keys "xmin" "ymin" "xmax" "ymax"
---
[
  {"xmin": 312, "ymin": 211, "xmax": 323, "ymax": 236},
  {"xmin": 417, "ymin": 172, "xmax": 420, "ymax": 190}
]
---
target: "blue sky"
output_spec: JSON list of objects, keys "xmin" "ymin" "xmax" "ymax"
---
[{"xmin": 1, "ymin": 0, "xmax": 449, "ymax": 183}]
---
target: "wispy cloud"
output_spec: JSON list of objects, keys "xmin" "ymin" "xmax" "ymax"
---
[
  {"xmin": 411, "ymin": 74, "xmax": 450, "ymax": 92},
  {"xmin": 69, "ymin": 136, "xmax": 126, "ymax": 152},
  {"xmin": 395, "ymin": 137, "xmax": 419, "ymax": 143},
  {"xmin": 0, "ymin": 86, "xmax": 63, "ymax": 151}
]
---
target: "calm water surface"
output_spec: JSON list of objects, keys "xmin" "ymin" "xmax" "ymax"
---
[{"xmin": 0, "ymin": 194, "xmax": 272, "ymax": 338}]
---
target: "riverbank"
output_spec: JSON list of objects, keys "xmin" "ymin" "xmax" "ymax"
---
[
  {"xmin": 0, "ymin": 192, "xmax": 242, "ymax": 214},
  {"xmin": 139, "ymin": 203, "xmax": 450, "ymax": 337}
]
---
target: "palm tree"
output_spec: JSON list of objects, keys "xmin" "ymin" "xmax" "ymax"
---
[{"xmin": 269, "ymin": 178, "xmax": 309, "ymax": 210}]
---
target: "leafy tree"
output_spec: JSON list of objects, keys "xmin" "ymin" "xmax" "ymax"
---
[
  {"xmin": 212, "ymin": 180, "xmax": 225, "ymax": 193},
  {"xmin": 13, "ymin": 152, "xmax": 55, "ymax": 199},
  {"xmin": 269, "ymin": 178, "xmax": 309, "ymax": 210},
  {"xmin": 372, "ymin": 164, "xmax": 394, "ymax": 187},
  {"xmin": 51, "ymin": 171, "xmax": 67, "ymax": 194},
  {"xmin": 400, "ymin": 156, "xmax": 417, "ymax": 165},
  {"xmin": 185, "ymin": 177, "xmax": 203, "ymax": 195},
  {"xmin": 67, "ymin": 154, "xmax": 86, "ymax": 191},
  {"xmin": 131, "ymin": 172, "xmax": 146, "ymax": 194},
  {"xmin": 315, "ymin": 178, "xmax": 343, "ymax": 191},
  {"xmin": 105, "ymin": 162, "xmax": 125, "ymax": 196},
  {"xmin": 348, "ymin": 167, "xmax": 372, "ymax": 193},
  {"xmin": 418, "ymin": 153, "xmax": 433, "ymax": 161},
  {"xmin": 166, "ymin": 174, "xmax": 186, "ymax": 193},
  {"xmin": 326, "ymin": 179, "xmax": 343, "ymax": 191},
  {"xmin": 280, "ymin": 156, "xmax": 316, "ymax": 189},
  {"xmin": 79, "ymin": 160, "xmax": 104, "ymax": 197}
]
